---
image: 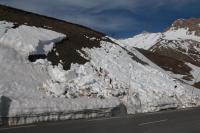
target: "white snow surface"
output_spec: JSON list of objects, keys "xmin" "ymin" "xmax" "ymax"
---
[
  {"xmin": 0, "ymin": 21, "xmax": 14, "ymax": 38},
  {"xmin": 186, "ymin": 63, "xmax": 200, "ymax": 83},
  {"xmin": 0, "ymin": 21, "xmax": 119, "ymax": 119},
  {"xmin": 84, "ymin": 42, "xmax": 200, "ymax": 113},
  {"xmin": 164, "ymin": 28, "xmax": 200, "ymax": 42},
  {"xmin": 117, "ymin": 33, "xmax": 162, "ymax": 50},
  {"xmin": 44, "ymin": 41, "xmax": 200, "ymax": 114},
  {"xmin": 117, "ymin": 28, "xmax": 200, "ymax": 51},
  {"xmin": 1, "ymin": 20, "xmax": 200, "ymax": 121},
  {"xmin": 0, "ymin": 23, "xmax": 66, "ymax": 56}
]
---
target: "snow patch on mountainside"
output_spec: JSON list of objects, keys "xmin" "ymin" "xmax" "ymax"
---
[
  {"xmin": 186, "ymin": 63, "xmax": 200, "ymax": 83},
  {"xmin": 117, "ymin": 33, "xmax": 162, "ymax": 50},
  {"xmin": 164, "ymin": 28, "xmax": 200, "ymax": 42},
  {"xmin": 117, "ymin": 27, "xmax": 200, "ymax": 52}
]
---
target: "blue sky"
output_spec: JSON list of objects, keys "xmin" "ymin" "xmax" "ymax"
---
[{"xmin": 0, "ymin": 0, "xmax": 200, "ymax": 38}]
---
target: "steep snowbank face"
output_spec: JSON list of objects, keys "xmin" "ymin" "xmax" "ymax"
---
[
  {"xmin": 118, "ymin": 33, "xmax": 162, "ymax": 50},
  {"xmin": 43, "ymin": 40, "xmax": 200, "ymax": 114},
  {"xmin": 0, "ymin": 21, "xmax": 14, "ymax": 37},
  {"xmin": 0, "ymin": 21, "xmax": 120, "ymax": 123}
]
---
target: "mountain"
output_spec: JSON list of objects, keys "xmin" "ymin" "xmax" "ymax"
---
[
  {"xmin": 1, "ymin": 5, "xmax": 200, "ymax": 126},
  {"xmin": 119, "ymin": 18, "xmax": 200, "ymax": 89}
]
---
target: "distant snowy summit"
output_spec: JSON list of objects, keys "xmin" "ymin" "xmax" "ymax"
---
[
  {"xmin": 118, "ymin": 18, "xmax": 200, "ymax": 50},
  {"xmin": 118, "ymin": 18, "xmax": 200, "ymax": 89},
  {"xmin": 1, "ymin": 5, "xmax": 200, "ymax": 126},
  {"xmin": 117, "ymin": 32, "xmax": 162, "ymax": 50},
  {"xmin": 169, "ymin": 18, "xmax": 200, "ymax": 36}
]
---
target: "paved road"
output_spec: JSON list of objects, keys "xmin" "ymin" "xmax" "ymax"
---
[{"xmin": 1, "ymin": 107, "xmax": 200, "ymax": 133}]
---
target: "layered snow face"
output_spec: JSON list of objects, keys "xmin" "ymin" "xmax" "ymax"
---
[
  {"xmin": 43, "ymin": 41, "xmax": 200, "ymax": 114},
  {"xmin": 0, "ymin": 21, "xmax": 120, "ymax": 121},
  {"xmin": 0, "ymin": 21, "xmax": 14, "ymax": 37},
  {"xmin": 117, "ymin": 33, "xmax": 162, "ymax": 50}
]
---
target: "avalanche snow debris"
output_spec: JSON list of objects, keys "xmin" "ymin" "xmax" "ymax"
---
[
  {"xmin": 43, "ymin": 40, "xmax": 200, "ymax": 114},
  {"xmin": 0, "ymin": 21, "xmax": 120, "ymax": 125}
]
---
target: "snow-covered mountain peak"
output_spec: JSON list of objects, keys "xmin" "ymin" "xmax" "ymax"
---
[
  {"xmin": 163, "ymin": 18, "xmax": 200, "ymax": 41},
  {"xmin": 117, "ymin": 32, "xmax": 162, "ymax": 50},
  {"xmin": 118, "ymin": 18, "xmax": 200, "ymax": 50},
  {"xmin": 116, "ymin": 18, "xmax": 200, "ymax": 90},
  {"xmin": 163, "ymin": 28, "xmax": 200, "ymax": 42},
  {"xmin": 169, "ymin": 18, "xmax": 200, "ymax": 36}
]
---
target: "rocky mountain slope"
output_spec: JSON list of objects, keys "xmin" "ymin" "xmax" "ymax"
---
[
  {"xmin": 119, "ymin": 18, "xmax": 200, "ymax": 89},
  {"xmin": 1, "ymin": 5, "xmax": 200, "ymax": 126}
]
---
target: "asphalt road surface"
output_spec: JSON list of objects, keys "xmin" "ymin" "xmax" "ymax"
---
[{"xmin": 1, "ymin": 107, "xmax": 200, "ymax": 133}]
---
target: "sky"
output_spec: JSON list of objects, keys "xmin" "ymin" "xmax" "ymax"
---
[{"xmin": 0, "ymin": 0, "xmax": 200, "ymax": 38}]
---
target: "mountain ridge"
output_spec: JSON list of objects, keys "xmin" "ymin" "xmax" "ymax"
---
[{"xmin": 119, "ymin": 18, "xmax": 200, "ymax": 88}]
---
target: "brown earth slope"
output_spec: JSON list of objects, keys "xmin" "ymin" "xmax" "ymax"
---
[{"xmin": 138, "ymin": 18, "xmax": 200, "ymax": 89}]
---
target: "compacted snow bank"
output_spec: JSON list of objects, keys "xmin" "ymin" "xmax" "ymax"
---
[
  {"xmin": 0, "ymin": 21, "xmax": 120, "ymax": 126},
  {"xmin": 1, "ymin": 97, "xmax": 120, "ymax": 126},
  {"xmin": 0, "ymin": 24, "xmax": 66, "ymax": 56},
  {"xmin": 1, "ymin": 20, "xmax": 200, "ymax": 126},
  {"xmin": 60, "ymin": 41, "xmax": 200, "ymax": 114}
]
